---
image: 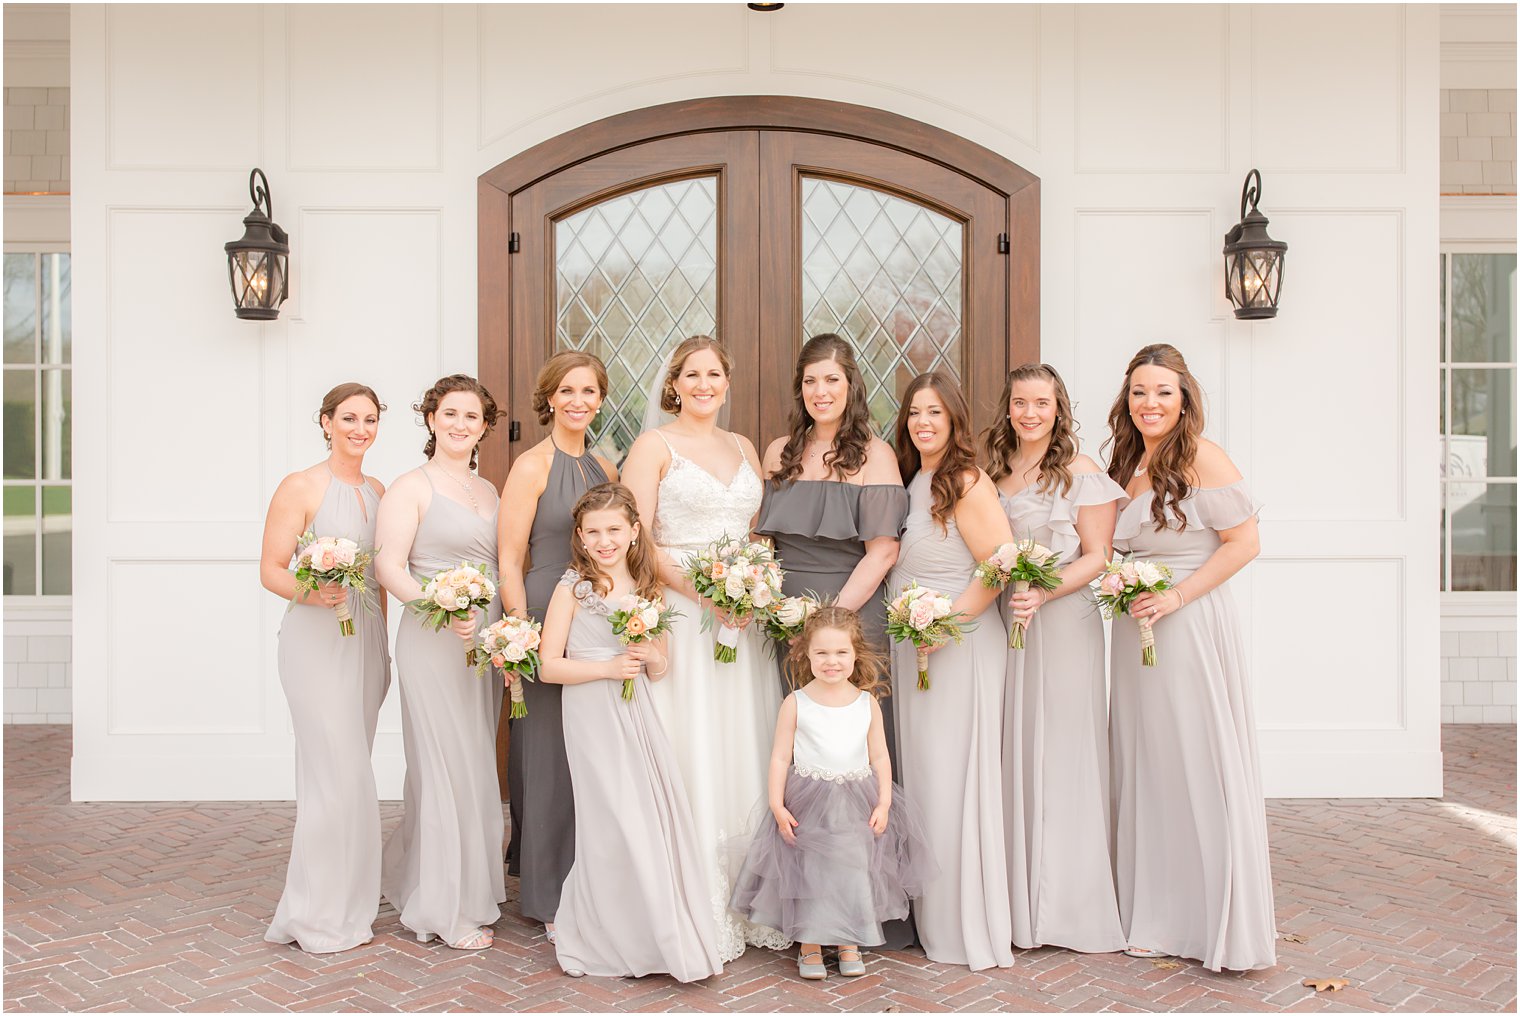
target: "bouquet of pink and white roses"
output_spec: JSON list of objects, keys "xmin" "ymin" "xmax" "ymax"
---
[
  {"xmin": 293, "ymin": 531, "xmax": 373, "ymax": 636},
  {"xmin": 472, "ymin": 614, "xmax": 542, "ymax": 718},
  {"xmin": 609, "ymin": 594, "xmax": 682, "ymax": 701},
  {"xmin": 685, "ymin": 535, "xmax": 784, "ymax": 663},
  {"xmin": 406, "ymin": 563, "xmax": 497, "ymax": 665},
  {"xmin": 976, "ymin": 539, "xmax": 1063, "ymax": 649},
  {"xmin": 760, "ymin": 593, "xmax": 823, "ymax": 644},
  {"xmin": 1092, "ymin": 555, "xmax": 1174, "ymax": 667},
  {"xmin": 885, "ymin": 581, "xmax": 971, "ymax": 691}
]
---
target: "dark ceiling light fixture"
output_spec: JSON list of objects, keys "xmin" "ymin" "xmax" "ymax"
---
[
  {"xmin": 747, "ymin": 3, "xmax": 784, "ymax": 10},
  {"xmin": 225, "ymin": 168, "xmax": 290, "ymax": 321},
  {"xmin": 1222, "ymin": 168, "xmax": 1287, "ymax": 320}
]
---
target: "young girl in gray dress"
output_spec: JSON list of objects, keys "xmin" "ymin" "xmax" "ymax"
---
[
  {"xmin": 540, "ymin": 483, "xmax": 722, "ymax": 982},
  {"xmin": 730, "ymin": 607, "xmax": 935, "ymax": 982},
  {"xmin": 261, "ymin": 384, "xmax": 390, "ymax": 953}
]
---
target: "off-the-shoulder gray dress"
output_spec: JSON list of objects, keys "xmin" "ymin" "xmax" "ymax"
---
[
  {"xmin": 380, "ymin": 471, "xmax": 506, "ymax": 945},
  {"xmin": 266, "ymin": 471, "xmax": 391, "ymax": 953},
  {"xmin": 1109, "ymin": 480, "xmax": 1276, "ymax": 971},
  {"xmin": 551, "ymin": 572, "xmax": 723, "ymax": 982},
  {"xmin": 998, "ymin": 471, "xmax": 1127, "ymax": 954},
  {"xmin": 507, "ymin": 444, "xmax": 607, "ymax": 922},
  {"xmin": 890, "ymin": 472, "xmax": 1014, "ymax": 971}
]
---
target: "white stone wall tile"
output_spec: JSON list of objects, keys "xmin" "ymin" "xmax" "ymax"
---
[
  {"xmin": 1443, "ymin": 112, "xmax": 1469, "ymax": 137},
  {"xmin": 1441, "ymin": 631, "xmax": 1460, "ymax": 656},
  {"xmin": 18, "ymin": 663, "xmax": 49, "ymax": 688},
  {"xmin": 1510, "ymin": 658, "xmax": 1517, "ymax": 682},
  {"xmin": 46, "ymin": 663, "xmax": 67, "ymax": 688},
  {"xmin": 30, "ymin": 155, "xmax": 60, "ymax": 180},
  {"xmin": 1448, "ymin": 656, "xmax": 1479, "ymax": 682},
  {"xmin": 8, "ymin": 714, "xmax": 49, "ymax": 724},
  {"xmin": 27, "ymin": 636, "xmax": 70, "ymax": 663},
  {"xmin": 4, "ymin": 636, "xmax": 26, "ymax": 662},
  {"xmin": 1491, "ymin": 90, "xmax": 1518, "ymax": 113},
  {"xmin": 1441, "ymin": 89, "xmax": 1451, "ymax": 113},
  {"xmin": 3, "ymin": 665, "xmax": 16, "ymax": 689},
  {"xmin": 45, "ymin": 132, "xmax": 67, "ymax": 156},
  {"xmin": 5, "ymin": 105, "xmax": 35, "ymax": 131},
  {"xmin": 7, "ymin": 689, "xmax": 37, "ymax": 713},
  {"xmin": 10, "ymin": 131, "xmax": 44, "ymax": 155},
  {"xmin": 1482, "ymin": 162, "xmax": 1513, "ymax": 186},
  {"xmin": 32, "ymin": 105, "xmax": 63, "ymax": 131},
  {"xmin": 1460, "ymin": 631, "xmax": 1500, "ymax": 658},
  {"xmin": 1478, "ymin": 657, "xmax": 1508, "ymax": 682},
  {"xmin": 1468, "ymin": 112, "xmax": 1512, "ymax": 137},
  {"xmin": 1441, "ymin": 705, "xmax": 1454, "ymax": 723},
  {"xmin": 46, "ymin": 88, "xmax": 66, "ymax": 106},
  {"xmin": 1441, "ymin": 681, "xmax": 1462, "ymax": 706},
  {"xmin": 35, "ymin": 689, "xmax": 69, "ymax": 713},
  {"xmin": 1450, "ymin": 89, "xmax": 1490, "ymax": 113},
  {"xmin": 1441, "ymin": 136, "xmax": 1459, "ymax": 162},
  {"xmin": 1452, "ymin": 705, "xmax": 1485, "ymax": 723},
  {"xmin": 1464, "ymin": 681, "xmax": 1494, "ymax": 705},
  {"xmin": 8, "ymin": 87, "xmax": 47, "ymax": 107},
  {"xmin": 1442, "ymin": 161, "xmax": 1482, "ymax": 186},
  {"xmin": 44, "ymin": 713, "xmax": 70, "ymax": 723},
  {"xmin": 15, "ymin": 180, "xmax": 49, "ymax": 193},
  {"xmin": 46, "ymin": 180, "xmax": 66, "ymax": 193},
  {"xmin": 1494, "ymin": 683, "xmax": 1517, "ymax": 706},
  {"xmin": 1481, "ymin": 705, "xmax": 1514, "ymax": 723},
  {"xmin": 1458, "ymin": 136, "xmax": 1494, "ymax": 161}
]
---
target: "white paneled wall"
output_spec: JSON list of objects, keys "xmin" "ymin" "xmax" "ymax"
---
[{"xmin": 69, "ymin": 3, "xmax": 1444, "ymax": 799}]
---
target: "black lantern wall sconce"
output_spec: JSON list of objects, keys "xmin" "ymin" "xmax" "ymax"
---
[
  {"xmin": 225, "ymin": 168, "xmax": 290, "ymax": 320},
  {"xmin": 1222, "ymin": 169, "xmax": 1287, "ymax": 320}
]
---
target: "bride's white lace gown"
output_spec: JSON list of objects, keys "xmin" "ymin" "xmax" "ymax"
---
[{"xmin": 646, "ymin": 432, "xmax": 790, "ymax": 962}]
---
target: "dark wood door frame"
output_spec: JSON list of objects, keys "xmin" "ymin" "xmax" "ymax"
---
[{"xmin": 478, "ymin": 94, "xmax": 1040, "ymax": 487}]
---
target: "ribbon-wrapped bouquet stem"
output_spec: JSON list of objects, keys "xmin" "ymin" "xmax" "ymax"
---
[
  {"xmin": 685, "ymin": 535, "xmax": 783, "ymax": 663},
  {"xmin": 608, "ymin": 594, "xmax": 681, "ymax": 701},
  {"xmin": 293, "ymin": 531, "xmax": 374, "ymax": 636},
  {"xmin": 1092, "ymin": 555, "xmax": 1174, "ymax": 666},
  {"xmin": 885, "ymin": 581, "xmax": 971, "ymax": 690},
  {"xmin": 975, "ymin": 539, "xmax": 1063, "ymax": 649},
  {"xmin": 472, "ymin": 614, "xmax": 543, "ymax": 717},
  {"xmin": 405, "ymin": 563, "xmax": 497, "ymax": 665}
]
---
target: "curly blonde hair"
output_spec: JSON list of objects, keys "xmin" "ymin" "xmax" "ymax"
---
[{"xmin": 784, "ymin": 606, "xmax": 888, "ymax": 698}]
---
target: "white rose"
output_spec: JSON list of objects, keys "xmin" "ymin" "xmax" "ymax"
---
[
  {"xmin": 776, "ymin": 597, "xmax": 806, "ymax": 626},
  {"xmin": 640, "ymin": 605, "xmax": 661, "ymax": 628},
  {"xmin": 502, "ymin": 641, "xmax": 527, "ymax": 663},
  {"xmin": 752, "ymin": 584, "xmax": 773, "ymax": 608},
  {"xmin": 931, "ymin": 595, "xmax": 955, "ymax": 618},
  {"xmin": 724, "ymin": 574, "xmax": 746, "ymax": 600},
  {"xmin": 467, "ymin": 582, "xmax": 483, "ymax": 600},
  {"xmin": 434, "ymin": 587, "xmax": 461, "ymax": 611},
  {"xmin": 1135, "ymin": 561, "xmax": 1163, "ymax": 587}
]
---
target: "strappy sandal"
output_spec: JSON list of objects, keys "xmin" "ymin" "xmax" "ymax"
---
[
  {"xmin": 836, "ymin": 946, "xmax": 866, "ymax": 977},
  {"xmin": 447, "ymin": 927, "xmax": 494, "ymax": 951},
  {"xmin": 797, "ymin": 948, "xmax": 827, "ymax": 980},
  {"xmin": 1123, "ymin": 945, "xmax": 1172, "ymax": 959}
]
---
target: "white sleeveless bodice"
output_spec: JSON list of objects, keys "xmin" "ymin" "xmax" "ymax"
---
[
  {"xmin": 792, "ymin": 689, "xmax": 872, "ymax": 781},
  {"xmin": 651, "ymin": 434, "xmax": 763, "ymax": 558}
]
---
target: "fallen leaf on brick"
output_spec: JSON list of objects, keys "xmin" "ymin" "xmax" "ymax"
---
[
  {"xmin": 1302, "ymin": 977, "xmax": 1350, "ymax": 992},
  {"xmin": 1151, "ymin": 959, "xmax": 1182, "ymax": 970},
  {"xmin": 1280, "ymin": 933, "xmax": 1309, "ymax": 944}
]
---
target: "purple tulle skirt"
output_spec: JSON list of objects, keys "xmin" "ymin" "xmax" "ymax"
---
[{"xmin": 728, "ymin": 767, "xmax": 939, "ymax": 947}]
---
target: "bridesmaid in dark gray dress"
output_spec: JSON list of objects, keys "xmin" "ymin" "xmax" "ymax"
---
[
  {"xmin": 756, "ymin": 334, "xmax": 912, "ymax": 951},
  {"xmin": 375, "ymin": 375, "xmax": 507, "ymax": 951},
  {"xmin": 260, "ymin": 384, "xmax": 390, "ymax": 953},
  {"xmin": 497, "ymin": 352, "xmax": 616, "ymax": 940}
]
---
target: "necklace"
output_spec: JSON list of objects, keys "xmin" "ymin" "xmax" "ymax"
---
[
  {"xmin": 430, "ymin": 462, "xmax": 479, "ymax": 512},
  {"xmin": 1134, "ymin": 463, "xmax": 1149, "ymax": 477}
]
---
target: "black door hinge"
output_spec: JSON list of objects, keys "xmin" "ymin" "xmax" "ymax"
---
[
  {"xmin": 508, "ymin": 420, "xmax": 521, "ymax": 441},
  {"xmin": 997, "ymin": 233, "xmax": 1010, "ymax": 254},
  {"xmin": 509, "ymin": 233, "xmax": 521, "ymax": 254}
]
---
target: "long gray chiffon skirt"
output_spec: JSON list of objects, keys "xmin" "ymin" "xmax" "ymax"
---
[
  {"xmin": 381, "ymin": 622, "xmax": 506, "ymax": 944},
  {"xmin": 265, "ymin": 600, "xmax": 389, "ymax": 953}
]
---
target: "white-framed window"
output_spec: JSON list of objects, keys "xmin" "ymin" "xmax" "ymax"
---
[
  {"xmin": 3, "ymin": 245, "xmax": 71, "ymax": 599},
  {"xmin": 1439, "ymin": 246, "xmax": 1516, "ymax": 596}
]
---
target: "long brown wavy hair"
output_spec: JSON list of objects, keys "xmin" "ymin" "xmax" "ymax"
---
[
  {"xmin": 1102, "ymin": 343, "xmax": 1206, "ymax": 531},
  {"xmin": 784, "ymin": 605, "xmax": 887, "ymax": 698},
  {"xmin": 978, "ymin": 363, "xmax": 1078, "ymax": 496},
  {"xmin": 659, "ymin": 335, "xmax": 732, "ymax": 414},
  {"xmin": 895, "ymin": 372, "xmax": 978, "ymax": 531},
  {"xmin": 568, "ymin": 483, "xmax": 663, "ymax": 601},
  {"xmin": 773, "ymin": 334, "xmax": 874, "ymax": 485},
  {"xmin": 413, "ymin": 374, "xmax": 503, "ymax": 470}
]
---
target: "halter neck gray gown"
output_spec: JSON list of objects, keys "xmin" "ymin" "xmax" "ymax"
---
[
  {"xmin": 551, "ymin": 573, "xmax": 723, "ymax": 982},
  {"xmin": 266, "ymin": 471, "xmax": 391, "ymax": 953},
  {"xmin": 507, "ymin": 445, "xmax": 607, "ymax": 923},
  {"xmin": 890, "ymin": 472, "xmax": 1014, "ymax": 971},
  {"xmin": 998, "ymin": 471, "xmax": 1127, "ymax": 955},
  {"xmin": 380, "ymin": 470, "xmax": 506, "ymax": 945},
  {"xmin": 1109, "ymin": 480, "xmax": 1276, "ymax": 971}
]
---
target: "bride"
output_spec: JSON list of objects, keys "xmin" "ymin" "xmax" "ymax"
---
[{"xmin": 621, "ymin": 335, "xmax": 790, "ymax": 962}]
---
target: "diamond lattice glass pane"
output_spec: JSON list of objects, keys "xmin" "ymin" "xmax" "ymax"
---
[
  {"xmin": 556, "ymin": 177, "xmax": 718, "ymax": 458},
  {"xmin": 801, "ymin": 178, "xmax": 964, "ymax": 437}
]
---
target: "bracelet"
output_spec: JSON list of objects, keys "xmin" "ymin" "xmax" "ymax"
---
[{"xmin": 1174, "ymin": 587, "xmax": 1186, "ymax": 609}]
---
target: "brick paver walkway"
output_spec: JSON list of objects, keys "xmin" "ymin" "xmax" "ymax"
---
[{"xmin": 4, "ymin": 725, "xmax": 1514, "ymax": 1012}]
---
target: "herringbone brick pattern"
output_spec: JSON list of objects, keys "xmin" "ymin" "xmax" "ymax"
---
[{"xmin": 4, "ymin": 725, "xmax": 1514, "ymax": 1012}]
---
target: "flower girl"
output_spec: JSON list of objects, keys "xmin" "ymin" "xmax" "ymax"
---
[
  {"xmin": 729, "ymin": 607, "xmax": 936, "ymax": 980},
  {"xmin": 538, "ymin": 483, "xmax": 722, "ymax": 981}
]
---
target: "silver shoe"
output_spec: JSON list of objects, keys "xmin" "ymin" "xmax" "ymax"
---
[
  {"xmin": 836, "ymin": 947, "xmax": 866, "ymax": 977},
  {"xmin": 797, "ymin": 949, "xmax": 827, "ymax": 980}
]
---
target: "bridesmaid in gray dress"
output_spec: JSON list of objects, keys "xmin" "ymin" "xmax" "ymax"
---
[
  {"xmin": 375, "ymin": 375, "xmax": 507, "ymax": 951},
  {"xmin": 756, "ymin": 333, "xmax": 912, "ymax": 951},
  {"xmin": 889, "ymin": 373, "xmax": 1015, "ymax": 971},
  {"xmin": 978, "ymin": 364, "xmax": 1127, "ymax": 955},
  {"xmin": 497, "ymin": 352, "xmax": 615, "ymax": 939},
  {"xmin": 1103, "ymin": 344, "xmax": 1275, "ymax": 971},
  {"xmin": 541, "ymin": 484, "xmax": 722, "ymax": 981},
  {"xmin": 261, "ymin": 383, "xmax": 390, "ymax": 953}
]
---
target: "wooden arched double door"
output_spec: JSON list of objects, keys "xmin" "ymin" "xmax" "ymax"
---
[{"xmin": 479, "ymin": 96, "xmax": 1039, "ymax": 479}]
